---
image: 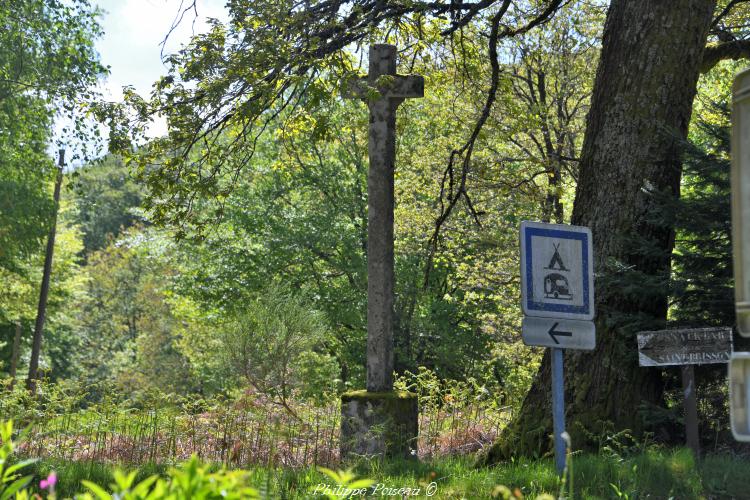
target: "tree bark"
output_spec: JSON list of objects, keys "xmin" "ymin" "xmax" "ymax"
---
[
  {"xmin": 484, "ymin": 0, "xmax": 717, "ymax": 460},
  {"xmin": 8, "ymin": 322, "xmax": 22, "ymax": 387}
]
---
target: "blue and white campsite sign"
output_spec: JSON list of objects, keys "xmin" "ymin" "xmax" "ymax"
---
[
  {"xmin": 520, "ymin": 221, "xmax": 595, "ymax": 321},
  {"xmin": 519, "ymin": 220, "xmax": 596, "ymax": 476}
]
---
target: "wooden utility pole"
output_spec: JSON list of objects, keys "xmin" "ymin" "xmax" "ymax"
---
[{"xmin": 27, "ymin": 149, "xmax": 65, "ymax": 392}]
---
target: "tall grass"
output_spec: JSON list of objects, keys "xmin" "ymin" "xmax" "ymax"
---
[
  {"xmin": 23, "ymin": 396, "xmax": 342, "ymax": 468},
  {"xmin": 24, "ymin": 449, "xmax": 750, "ymax": 499},
  {"xmin": 4, "ymin": 383, "xmax": 510, "ymax": 468}
]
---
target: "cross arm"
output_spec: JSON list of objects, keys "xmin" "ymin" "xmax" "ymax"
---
[{"xmin": 342, "ymin": 74, "xmax": 424, "ymax": 101}]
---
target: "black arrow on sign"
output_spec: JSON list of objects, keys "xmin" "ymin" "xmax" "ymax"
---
[{"xmin": 548, "ymin": 322, "xmax": 573, "ymax": 344}]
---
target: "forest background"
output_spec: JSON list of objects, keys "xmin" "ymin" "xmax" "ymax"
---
[{"xmin": 2, "ymin": 0, "xmax": 750, "ymax": 470}]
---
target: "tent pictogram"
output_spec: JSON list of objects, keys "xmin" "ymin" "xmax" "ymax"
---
[{"xmin": 545, "ymin": 243, "xmax": 569, "ymax": 271}]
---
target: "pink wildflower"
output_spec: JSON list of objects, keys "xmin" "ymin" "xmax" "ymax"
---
[{"xmin": 40, "ymin": 472, "xmax": 57, "ymax": 490}]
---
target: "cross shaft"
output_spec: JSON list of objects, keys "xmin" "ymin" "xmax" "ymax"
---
[{"xmin": 346, "ymin": 44, "xmax": 423, "ymax": 392}]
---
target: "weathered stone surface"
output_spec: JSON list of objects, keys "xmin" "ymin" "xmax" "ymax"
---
[
  {"xmin": 340, "ymin": 44, "xmax": 422, "ymax": 460},
  {"xmin": 344, "ymin": 44, "xmax": 423, "ymax": 393},
  {"xmin": 340, "ymin": 391, "xmax": 418, "ymax": 460}
]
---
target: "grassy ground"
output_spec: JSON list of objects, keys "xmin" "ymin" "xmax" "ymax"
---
[{"xmin": 25, "ymin": 448, "xmax": 750, "ymax": 499}]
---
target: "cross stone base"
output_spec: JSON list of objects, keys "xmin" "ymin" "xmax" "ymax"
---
[{"xmin": 340, "ymin": 390, "xmax": 418, "ymax": 460}]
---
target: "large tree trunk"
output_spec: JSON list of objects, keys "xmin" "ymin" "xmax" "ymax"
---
[{"xmin": 484, "ymin": 0, "xmax": 717, "ymax": 460}]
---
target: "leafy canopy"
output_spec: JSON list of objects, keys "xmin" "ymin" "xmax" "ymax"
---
[{"xmin": 119, "ymin": 0, "xmax": 564, "ymax": 230}]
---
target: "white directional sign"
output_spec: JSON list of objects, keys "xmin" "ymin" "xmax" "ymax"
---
[
  {"xmin": 522, "ymin": 316, "xmax": 595, "ymax": 350},
  {"xmin": 520, "ymin": 221, "xmax": 595, "ymax": 321},
  {"xmin": 732, "ymin": 68, "xmax": 750, "ymax": 337}
]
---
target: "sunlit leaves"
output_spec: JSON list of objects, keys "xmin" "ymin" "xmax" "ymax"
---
[{"xmin": 118, "ymin": 0, "xmax": 566, "ymax": 231}]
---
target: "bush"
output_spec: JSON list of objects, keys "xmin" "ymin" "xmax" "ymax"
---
[
  {"xmin": 78, "ymin": 457, "xmax": 260, "ymax": 500},
  {"xmin": 220, "ymin": 285, "xmax": 336, "ymax": 406}
]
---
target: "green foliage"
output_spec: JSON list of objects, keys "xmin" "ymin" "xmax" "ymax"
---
[
  {"xmin": 0, "ymin": 378, "xmax": 87, "ymax": 425},
  {"xmin": 0, "ymin": 0, "xmax": 106, "ymax": 271},
  {"xmin": 0, "ymin": 421, "xmax": 36, "ymax": 500},
  {"xmin": 492, "ymin": 1, "xmax": 602, "ymax": 223},
  {"xmin": 0, "ymin": 96, "xmax": 56, "ymax": 273},
  {"xmin": 71, "ymin": 155, "xmax": 144, "ymax": 254},
  {"xmin": 78, "ymin": 458, "xmax": 260, "ymax": 500},
  {"xmin": 219, "ymin": 284, "xmax": 336, "ymax": 404},
  {"xmin": 73, "ymin": 227, "xmax": 195, "ymax": 397},
  {"xmin": 671, "ymin": 88, "xmax": 734, "ymax": 328},
  {"xmin": 0, "ymin": 0, "xmax": 105, "ymax": 105},
  {"xmin": 297, "ymin": 351, "xmax": 342, "ymax": 403},
  {"xmin": 394, "ymin": 367, "xmax": 495, "ymax": 413}
]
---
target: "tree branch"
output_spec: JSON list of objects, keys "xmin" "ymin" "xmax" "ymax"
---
[
  {"xmin": 132, "ymin": 0, "xmax": 566, "ymax": 233},
  {"xmin": 423, "ymin": 2, "xmax": 509, "ymax": 288},
  {"xmin": 701, "ymin": 39, "xmax": 750, "ymax": 72},
  {"xmin": 710, "ymin": 0, "xmax": 750, "ymax": 30}
]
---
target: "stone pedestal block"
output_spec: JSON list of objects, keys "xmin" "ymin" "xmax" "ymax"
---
[{"xmin": 340, "ymin": 390, "xmax": 418, "ymax": 460}]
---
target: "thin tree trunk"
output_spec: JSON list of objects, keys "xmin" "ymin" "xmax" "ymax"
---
[
  {"xmin": 537, "ymin": 70, "xmax": 565, "ymax": 225},
  {"xmin": 8, "ymin": 322, "xmax": 22, "ymax": 387},
  {"xmin": 484, "ymin": 0, "xmax": 716, "ymax": 460},
  {"xmin": 27, "ymin": 149, "xmax": 65, "ymax": 392}
]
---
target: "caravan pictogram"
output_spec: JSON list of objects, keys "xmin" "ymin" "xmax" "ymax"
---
[{"xmin": 544, "ymin": 272, "xmax": 572, "ymax": 300}]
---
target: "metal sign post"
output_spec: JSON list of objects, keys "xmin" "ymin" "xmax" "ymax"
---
[
  {"xmin": 551, "ymin": 347, "xmax": 566, "ymax": 473},
  {"xmin": 520, "ymin": 221, "xmax": 595, "ymax": 475}
]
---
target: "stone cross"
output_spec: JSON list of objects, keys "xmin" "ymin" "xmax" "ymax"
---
[{"xmin": 345, "ymin": 44, "xmax": 424, "ymax": 392}]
